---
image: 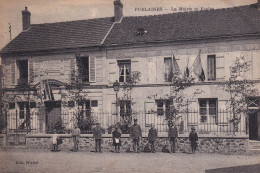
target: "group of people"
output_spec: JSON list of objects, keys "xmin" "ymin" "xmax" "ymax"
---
[{"xmin": 52, "ymin": 119, "xmax": 198, "ymax": 154}]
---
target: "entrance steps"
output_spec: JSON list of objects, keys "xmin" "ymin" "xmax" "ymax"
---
[{"xmin": 249, "ymin": 140, "xmax": 260, "ymax": 154}]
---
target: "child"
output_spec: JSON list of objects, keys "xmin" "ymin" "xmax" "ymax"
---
[
  {"xmin": 72, "ymin": 125, "xmax": 81, "ymax": 152},
  {"xmin": 189, "ymin": 127, "xmax": 198, "ymax": 154},
  {"xmin": 52, "ymin": 130, "xmax": 59, "ymax": 152},
  {"xmin": 112, "ymin": 124, "xmax": 122, "ymax": 153}
]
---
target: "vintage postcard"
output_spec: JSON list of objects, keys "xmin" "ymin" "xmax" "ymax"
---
[{"xmin": 0, "ymin": 0, "xmax": 260, "ymax": 172}]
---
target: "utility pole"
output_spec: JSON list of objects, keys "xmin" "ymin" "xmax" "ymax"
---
[{"xmin": 9, "ymin": 23, "xmax": 12, "ymax": 41}]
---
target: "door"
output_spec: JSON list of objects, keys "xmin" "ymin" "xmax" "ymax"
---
[
  {"xmin": 249, "ymin": 112, "xmax": 258, "ymax": 140},
  {"xmin": 45, "ymin": 101, "xmax": 61, "ymax": 133}
]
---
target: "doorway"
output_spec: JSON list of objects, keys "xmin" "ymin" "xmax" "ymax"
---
[
  {"xmin": 249, "ymin": 111, "xmax": 259, "ymax": 140},
  {"xmin": 45, "ymin": 101, "xmax": 61, "ymax": 133}
]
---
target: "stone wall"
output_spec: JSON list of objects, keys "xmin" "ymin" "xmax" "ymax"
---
[
  {"xmin": 25, "ymin": 135, "xmax": 248, "ymax": 154},
  {"xmin": 0, "ymin": 135, "xmax": 4, "ymax": 146}
]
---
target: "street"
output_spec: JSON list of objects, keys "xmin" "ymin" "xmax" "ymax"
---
[{"xmin": 0, "ymin": 149, "xmax": 259, "ymax": 173}]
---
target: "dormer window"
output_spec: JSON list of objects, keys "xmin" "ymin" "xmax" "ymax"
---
[{"xmin": 136, "ymin": 28, "xmax": 147, "ymax": 36}]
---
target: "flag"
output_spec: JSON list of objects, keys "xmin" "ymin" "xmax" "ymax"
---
[
  {"xmin": 40, "ymin": 80, "xmax": 54, "ymax": 102},
  {"xmin": 191, "ymin": 51, "xmax": 205, "ymax": 81}
]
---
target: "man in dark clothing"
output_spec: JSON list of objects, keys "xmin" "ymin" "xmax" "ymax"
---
[
  {"xmin": 130, "ymin": 119, "xmax": 142, "ymax": 153},
  {"xmin": 72, "ymin": 125, "xmax": 81, "ymax": 152},
  {"xmin": 168, "ymin": 122, "xmax": 178, "ymax": 153},
  {"xmin": 189, "ymin": 127, "xmax": 198, "ymax": 154},
  {"xmin": 92, "ymin": 123, "xmax": 105, "ymax": 153},
  {"xmin": 148, "ymin": 124, "xmax": 158, "ymax": 153}
]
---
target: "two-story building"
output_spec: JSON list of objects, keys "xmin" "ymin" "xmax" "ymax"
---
[{"xmin": 1, "ymin": 0, "xmax": 260, "ymax": 147}]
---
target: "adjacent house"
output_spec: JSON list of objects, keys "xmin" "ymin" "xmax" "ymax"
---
[{"xmin": 1, "ymin": 0, "xmax": 260, "ymax": 147}]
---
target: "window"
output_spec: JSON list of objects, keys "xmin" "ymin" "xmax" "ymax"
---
[
  {"xmin": 118, "ymin": 60, "xmax": 131, "ymax": 83},
  {"xmin": 207, "ymin": 55, "xmax": 216, "ymax": 80},
  {"xmin": 156, "ymin": 99, "xmax": 173, "ymax": 116},
  {"xmin": 17, "ymin": 102, "xmax": 29, "ymax": 119},
  {"xmin": 78, "ymin": 100, "xmax": 98, "ymax": 117},
  {"xmin": 136, "ymin": 28, "xmax": 147, "ymax": 36},
  {"xmin": 91, "ymin": 100, "xmax": 98, "ymax": 107},
  {"xmin": 119, "ymin": 100, "xmax": 131, "ymax": 118},
  {"xmin": 16, "ymin": 60, "xmax": 28, "ymax": 85},
  {"xmin": 78, "ymin": 100, "xmax": 91, "ymax": 118},
  {"xmin": 164, "ymin": 57, "xmax": 180, "ymax": 82},
  {"xmin": 76, "ymin": 57, "xmax": 89, "ymax": 82},
  {"xmin": 199, "ymin": 99, "xmax": 217, "ymax": 123},
  {"xmin": 247, "ymin": 97, "xmax": 260, "ymax": 109}
]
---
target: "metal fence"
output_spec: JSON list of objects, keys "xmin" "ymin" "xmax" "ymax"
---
[{"xmin": 5, "ymin": 109, "xmax": 247, "ymax": 135}]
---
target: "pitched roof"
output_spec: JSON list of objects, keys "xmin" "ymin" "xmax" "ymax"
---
[
  {"xmin": 104, "ymin": 4, "xmax": 260, "ymax": 46},
  {"xmin": 1, "ymin": 17, "xmax": 114, "ymax": 54}
]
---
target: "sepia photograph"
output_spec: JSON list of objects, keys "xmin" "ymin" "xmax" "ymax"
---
[{"xmin": 0, "ymin": 0, "xmax": 260, "ymax": 172}]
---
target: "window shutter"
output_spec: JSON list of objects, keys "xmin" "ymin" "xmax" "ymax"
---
[
  {"xmin": 207, "ymin": 55, "xmax": 216, "ymax": 80},
  {"xmin": 109, "ymin": 60, "xmax": 118, "ymax": 83},
  {"xmin": 217, "ymin": 100, "xmax": 229, "ymax": 125},
  {"xmin": 131, "ymin": 58, "xmax": 138, "ymax": 72},
  {"xmin": 89, "ymin": 56, "xmax": 96, "ymax": 82},
  {"xmin": 148, "ymin": 57, "xmax": 157, "ymax": 83},
  {"xmin": 111, "ymin": 102, "xmax": 117, "ymax": 115},
  {"xmin": 144, "ymin": 101, "xmax": 156, "ymax": 126},
  {"xmin": 29, "ymin": 60, "xmax": 34, "ymax": 83},
  {"xmin": 11, "ymin": 61, "xmax": 16, "ymax": 85},
  {"xmin": 187, "ymin": 100, "xmax": 199, "ymax": 126},
  {"xmin": 253, "ymin": 52, "xmax": 260, "ymax": 79},
  {"xmin": 70, "ymin": 58, "xmax": 76, "ymax": 83},
  {"xmin": 216, "ymin": 56, "xmax": 225, "ymax": 80}
]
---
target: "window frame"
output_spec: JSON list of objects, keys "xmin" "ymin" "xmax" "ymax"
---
[
  {"xmin": 119, "ymin": 100, "xmax": 131, "ymax": 118},
  {"xmin": 76, "ymin": 56, "xmax": 90, "ymax": 83},
  {"xmin": 156, "ymin": 99, "xmax": 173, "ymax": 116},
  {"xmin": 198, "ymin": 98, "xmax": 218, "ymax": 124},
  {"xmin": 16, "ymin": 60, "xmax": 29, "ymax": 85},
  {"xmin": 118, "ymin": 60, "xmax": 131, "ymax": 83}
]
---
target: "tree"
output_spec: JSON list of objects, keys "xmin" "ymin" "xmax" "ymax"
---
[
  {"xmin": 164, "ymin": 71, "xmax": 199, "ymax": 128},
  {"xmin": 60, "ymin": 54, "xmax": 96, "ymax": 133},
  {"xmin": 117, "ymin": 71, "xmax": 141, "ymax": 133},
  {"xmin": 219, "ymin": 54, "xmax": 258, "ymax": 134}
]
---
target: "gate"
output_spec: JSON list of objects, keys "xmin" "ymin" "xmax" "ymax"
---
[{"xmin": 6, "ymin": 110, "xmax": 28, "ymax": 146}]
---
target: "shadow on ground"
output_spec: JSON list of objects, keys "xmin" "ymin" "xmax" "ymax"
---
[{"xmin": 205, "ymin": 164, "xmax": 260, "ymax": 173}]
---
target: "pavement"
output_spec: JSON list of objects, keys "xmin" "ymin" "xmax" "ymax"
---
[{"xmin": 0, "ymin": 149, "xmax": 260, "ymax": 173}]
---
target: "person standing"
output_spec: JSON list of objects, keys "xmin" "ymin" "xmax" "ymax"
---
[
  {"xmin": 189, "ymin": 127, "xmax": 198, "ymax": 154},
  {"xmin": 148, "ymin": 124, "xmax": 158, "ymax": 153},
  {"xmin": 168, "ymin": 122, "xmax": 178, "ymax": 153},
  {"xmin": 52, "ymin": 130, "xmax": 59, "ymax": 152},
  {"xmin": 72, "ymin": 125, "xmax": 81, "ymax": 152},
  {"xmin": 130, "ymin": 119, "xmax": 142, "ymax": 153},
  {"xmin": 112, "ymin": 124, "xmax": 122, "ymax": 153},
  {"xmin": 92, "ymin": 123, "xmax": 105, "ymax": 153}
]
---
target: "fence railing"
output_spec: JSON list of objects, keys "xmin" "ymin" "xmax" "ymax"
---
[{"xmin": 5, "ymin": 109, "xmax": 247, "ymax": 135}]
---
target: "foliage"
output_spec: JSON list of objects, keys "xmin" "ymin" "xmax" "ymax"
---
[
  {"xmin": 218, "ymin": 55, "xmax": 258, "ymax": 133},
  {"xmin": 77, "ymin": 115, "xmax": 96, "ymax": 134},
  {"xmin": 121, "ymin": 71, "xmax": 141, "ymax": 100}
]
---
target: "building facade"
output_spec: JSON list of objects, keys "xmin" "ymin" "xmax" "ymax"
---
[{"xmin": 1, "ymin": 0, "xmax": 260, "ymax": 145}]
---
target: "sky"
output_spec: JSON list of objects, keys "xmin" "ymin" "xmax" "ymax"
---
[{"xmin": 0, "ymin": 0, "xmax": 257, "ymax": 50}]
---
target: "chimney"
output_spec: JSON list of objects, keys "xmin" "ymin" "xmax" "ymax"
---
[
  {"xmin": 22, "ymin": 7, "xmax": 31, "ymax": 30},
  {"xmin": 114, "ymin": 0, "xmax": 123, "ymax": 22}
]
